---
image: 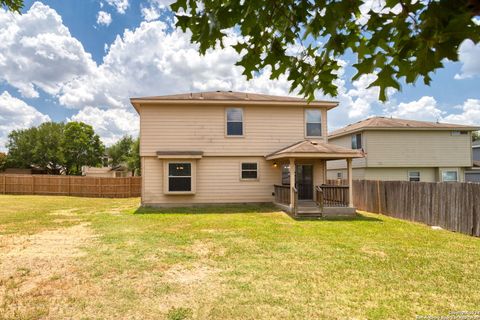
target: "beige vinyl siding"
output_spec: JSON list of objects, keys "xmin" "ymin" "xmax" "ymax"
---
[
  {"xmin": 327, "ymin": 168, "xmax": 366, "ymax": 180},
  {"xmin": 366, "ymin": 130, "xmax": 472, "ymax": 167},
  {"xmin": 139, "ymin": 104, "xmax": 328, "ymax": 157},
  {"xmin": 364, "ymin": 167, "xmax": 437, "ymax": 182},
  {"xmin": 142, "ymin": 156, "xmax": 326, "ymax": 205},
  {"xmin": 326, "ymin": 133, "xmax": 367, "ymax": 169},
  {"xmin": 143, "ymin": 156, "xmax": 280, "ymax": 204}
]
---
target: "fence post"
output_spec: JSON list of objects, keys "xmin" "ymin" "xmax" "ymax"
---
[
  {"xmin": 128, "ymin": 177, "xmax": 132, "ymax": 198},
  {"xmin": 377, "ymin": 180, "xmax": 381, "ymax": 213},
  {"xmin": 68, "ymin": 176, "xmax": 71, "ymax": 196},
  {"xmin": 32, "ymin": 175, "xmax": 35, "ymax": 195},
  {"xmin": 2, "ymin": 175, "xmax": 5, "ymax": 194}
]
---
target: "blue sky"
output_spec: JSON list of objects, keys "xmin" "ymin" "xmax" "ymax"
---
[{"xmin": 0, "ymin": 0, "xmax": 479, "ymax": 148}]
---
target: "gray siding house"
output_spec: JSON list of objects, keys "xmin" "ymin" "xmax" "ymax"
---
[{"xmin": 465, "ymin": 140, "xmax": 480, "ymax": 182}]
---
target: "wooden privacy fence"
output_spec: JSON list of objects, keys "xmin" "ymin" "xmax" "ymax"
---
[
  {"xmin": 0, "ymin": 175, "xmax": 141, "ymax": 198},
  {"xmin": 352, "ymin": 180, "xmax": 480, "ymax": 237}
]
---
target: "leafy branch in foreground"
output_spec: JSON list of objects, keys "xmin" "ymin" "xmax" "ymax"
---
[
  {"xmin": 1, "ymin": 0, "xmax": 23, "ymax": 12},
  {"xmin": 171, "ymin": 0, "xmax": 480, "ymax": 101}
]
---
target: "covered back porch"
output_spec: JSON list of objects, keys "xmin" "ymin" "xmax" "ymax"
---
[{"xmin": 265, "ymin": 140, "xmax": 364, "ymax": 217}]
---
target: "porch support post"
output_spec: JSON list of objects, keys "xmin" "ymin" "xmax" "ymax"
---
[
  {"xmin": 347, "ymin": 158, "xmax": 353, "ymax": 207},
  {"xmin": 289, "ymin": 158, "xmax": 295, "ymax": 210}
]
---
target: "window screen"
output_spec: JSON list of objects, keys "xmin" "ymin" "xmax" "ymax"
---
[
  {"xmin": 168, "ymin": 163, "xmax": 192, "ymax": 192},
  {"xmin": 226, "ymin": 108, "xmax": 243, "ymax": 136},
  {"xmin": 442, "ymin": 171, "xmax": 458, "ymax": 182},
  {"xmin": 351, "ymin": 133, "xmax": 362, "ymax": 149},
  {"xmin": 305, "ymin": 109, "xmax": 322, "ymax": 137},
  {"xmin": 408, "ymin": 171, "xmax": 420, "ymax": 182},
  {"xmin": 241, "ymin": 162, "xmax": 258, "ymax": 179}
]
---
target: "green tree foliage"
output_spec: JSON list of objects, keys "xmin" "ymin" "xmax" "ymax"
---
[
  {"xmin": 473, "ymin": 131, "xmax": 480, "ymax": 142},
  {"xmin": 0, "ymin": 152, "xmax": 7, "ymax": 171},
  {"xmin": 106, "ymin": 136, "xmax": 141, "ymax": 176},
  {"xmin": 6, "ymin": 127, "xmax": 37, "ymax": 169},
  {"xmin": 5, "ymin": 121, "xmax": 105, "ymax": 175},
  {"xmin": 126, "ymin": 138, "xmax": 141, "ymax": 176},
  {"xmin": 1, "ymin": 0, "xmax": 23, "ymax": 12},
  {"xmin": 107, "ymin": 135, "xmax": 135, "ymax": 167},
  {"xmin": 63, "ymin": 122, "xmax": 105, "ymax": 175},
  {"xmin": 171, "ymin": 0, "xmax": 480, "ymax": 101},
  {"xmin": 34, "ymin": 122, "xmax": 65, "ymax": 173}
]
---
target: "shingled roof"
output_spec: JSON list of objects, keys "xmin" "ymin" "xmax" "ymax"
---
[
  {"xmin": 130, "ymin": 91, "xmax": 338, "ymax": 112},
  {"xmin": 329, "ymin": 116, "xmax": 480, "ymax": 138},
  {"xmin": 265, "ymin": 140, "xmax": 364, "ymax": 160}
]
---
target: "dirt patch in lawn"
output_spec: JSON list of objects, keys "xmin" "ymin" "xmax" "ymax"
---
[{"xmin": 0, "ymin": 223, "xmax": 96, "ymax": 318}]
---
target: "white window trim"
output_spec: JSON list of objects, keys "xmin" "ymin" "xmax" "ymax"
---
[
  {"xmin": 441, "ymin": 169, "xmax": 459, "ymax": 182},
  {"xmin": 164, "ymin": 160, "xmax": 196, "ymax": 194},
  {"xmin": 304, "ymin": 108, "xmax": 322, "ymax": 138},
  {"xmin": 240, "ymin": 161, "xmax": 259, "ymax": 181},
  {"xmin": 225, "ymin": 107, "xmax": 244, "ymax": 137},
  {"xmin": 408, "ymin": 171, "xmax": 421, "ymax": 182}
]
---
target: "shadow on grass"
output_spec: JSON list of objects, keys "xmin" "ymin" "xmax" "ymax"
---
[
  {"xmin": 134, "ymin": 203, "xmax": 279, "ymax": 215},
  {"xmin": 292, "ymin": 212, "xmax": 382, "ymax": 222}
]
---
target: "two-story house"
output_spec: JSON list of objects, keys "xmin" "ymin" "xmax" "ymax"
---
[
  {"xmin": 465, "ymin": 140, "xmax": 480, "ymax": 182},
  {"xmin": 130, "ymin": 91, "xmax": 363, "ymax": 216},
  {"xmin": 327, "ymin": 117, "xmax": 479, "ymax": 182}
]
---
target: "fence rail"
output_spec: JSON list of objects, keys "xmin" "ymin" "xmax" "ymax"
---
[
  {"xmin": 0, "ymin": 174, "xmax": 141, "ymax": 198},
  {"xmin": 274, "ymin": 184, "xmax": 290, "ymax": 206},
  {"xmin": 352, "ymin": 180, "xmax": 480, "ymax": 237},
  {"xmin": 320, "ymin": 184, "xmax": 349, "ymax": 207}
]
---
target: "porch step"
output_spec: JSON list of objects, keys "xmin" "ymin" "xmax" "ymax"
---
[{"xmin": 296, "ymin": 206, "xmax": 322, "ymax": 217}]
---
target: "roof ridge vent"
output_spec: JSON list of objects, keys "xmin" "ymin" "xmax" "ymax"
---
[
  {"xmin": 216, "ymin": 90, "xmax": 221, "ymax": 92},
  {"xmin": 200, "ymin": 92, "xmax": 204, "ymax": 99},
  {"xmin": 189, "ymin": 92, "xmax": 193, "ymax": 98}
]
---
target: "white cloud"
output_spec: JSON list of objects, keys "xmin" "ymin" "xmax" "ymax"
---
[
  {"xmin": 0, "ymin": 1, "xmax": 96, "ymax": 98},
  {"xmin": 386, "ymin": 96, "xmax": 445, "ymax": 121},
  {"xmin": 140, "ymin": 0, "xmax": 174, "ymax": 21},
  {"xmin": 455, "ymin": 40, "xmax": 480, "ymax": 80},
  {"xmin": 443, "ymin": 99, "xmax": 480, "ymax": 125},
  {"xmin": 106, "ymin": 0, "xmax": 129, "ymax": 14},
  {"xmin": 0, "ymin": 91, "xmax": 50, "ymax": 149},
  {"xmin": 58, "ymin": 20, "xmax": 292, "ymax": 110},
  {"xmin": 69, "ymin": 107, "xmax": 138, "ymax": 145},
  {"xmin": 96, "ymin": 11, "xmax": 112, "ymax": 26}
]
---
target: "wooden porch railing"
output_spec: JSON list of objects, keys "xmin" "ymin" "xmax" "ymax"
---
[
  {"xmin": 274, "ymin": 185, "xmax": 290, "ymax": 205},
  {"xmin": 318, "ymin": 184, "xmax": 349, "ymax": 207}
]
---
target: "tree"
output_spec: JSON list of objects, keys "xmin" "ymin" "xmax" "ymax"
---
[
  {"xmin": 1, "ymin": 0, "xmax": 23, "ymax": 12},
  {"xmin": 172, "ymin": 0, "xmax": 480, "ymax": 101},
  {"xmin": 62, "ymin": 122, "xmax": 105, "ymax": 175},
  {"xmin": 34, "ymin": 122, "xmax": 65, "ymax": 174},
  {"xmin": 125, "ymin": 138, "xmax": 141, "ymax": 176},
  {"xmin": 107, "ymin": 135, "xmax": 135, "ymax": 167},
  {"xmin": 6, "ymin": 127, "xmax": 37, "ymax": 169},
  {"xmin": 473, "ymin": 131, "xmax": 480, "ymax": 142},
  {"xmin": 0, "ymin": 152, "xmax": 7, "ymax": 172}
]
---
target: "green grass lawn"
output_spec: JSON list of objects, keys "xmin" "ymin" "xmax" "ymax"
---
[{"xmin": 0, "ymin": 195, "xmax": 479, "ymax": 319}]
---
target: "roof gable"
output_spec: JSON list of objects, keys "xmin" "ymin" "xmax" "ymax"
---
[{"xmin": 329, "ymin": 116, "xmax": 480, "ymax": 138}]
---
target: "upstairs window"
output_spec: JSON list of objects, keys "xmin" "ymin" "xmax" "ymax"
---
[
  {"xmin": 226, "ymin": 108, "xmax": 243, "ymax": 136},
  {"xmin": 241, "ymin": 162, "xmax": 258, "ymax": 180},
  {"xmin": 168, "ymin": 162, "xmax": 192, "ymax": 192},
  {"xmin": 305, "ymin": 109, "xmax": 322, "ymax": 137},
  {"xmin": 408, "ymin": 171, "xmax": 420, "ymax": 182},
  {"xmin": 351, "ymin": 133, "xmax": 362, "ymax": 149}
]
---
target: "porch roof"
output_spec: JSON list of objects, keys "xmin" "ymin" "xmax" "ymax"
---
[{"xmin": 265, "ymin": 140, "xmax": 364, "ymax": 160}]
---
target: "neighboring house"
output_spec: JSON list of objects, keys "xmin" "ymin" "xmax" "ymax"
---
[
  {"xmin": 465, "ymin": 140, "xmax": 480, "ymax": 182},
  {"xmin": 327, "ymin": 117, "xmax": 479, "ymax": 182},
  {"xmin": 130, "ymin": 91, "xmax": 363, "ymax": 216},
  {"xmin": 82, "ymin": 165, "xmax": 132, "ymax": 178}
]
